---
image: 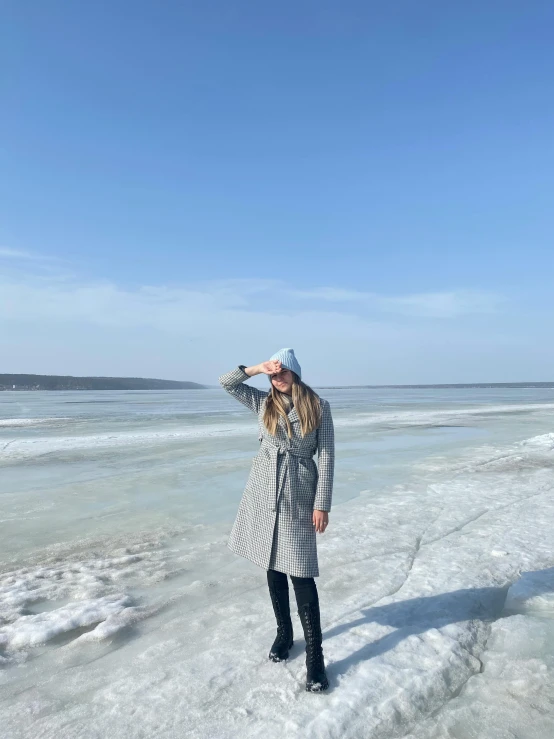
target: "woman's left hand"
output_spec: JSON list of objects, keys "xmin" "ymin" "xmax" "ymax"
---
[{"xmin": 313, "ymin": 510, "xmax": 329, "ymax": 533}]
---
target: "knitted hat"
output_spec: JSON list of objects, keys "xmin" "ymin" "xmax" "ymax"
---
[{"xmin": 269, "ymin": 348, "xmax": 302, "ymax": 380}]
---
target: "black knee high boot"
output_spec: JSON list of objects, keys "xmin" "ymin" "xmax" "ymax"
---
[
  {"xmin": 266, "ymin": 570, "xmax": 294, "ymax": 662},
  {"xmin": 292, "ymin": 577, "xmax": 329, "ymax": 692}
]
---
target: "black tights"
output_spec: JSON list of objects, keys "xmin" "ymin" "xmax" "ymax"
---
[{"xmin": 266, "ymin": 568, "xmax": 319, "ymax": 609}]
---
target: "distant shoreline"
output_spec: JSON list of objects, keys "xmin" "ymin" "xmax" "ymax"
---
[
  {"xmin": 2, "ymin": 374, "xmax": 553, "ymax": 392},
  {"xmin": 0, "ymin": 374, "xmax": 205, "ymax": 391}
]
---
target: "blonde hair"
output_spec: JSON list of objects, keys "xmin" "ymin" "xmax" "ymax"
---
[{"xmin": 263, "ymin": 373, "xmax": 322, "ymax": 437}]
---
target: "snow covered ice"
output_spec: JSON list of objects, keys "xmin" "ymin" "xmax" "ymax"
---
[{"xmin": 1, "ymin": 387, "xmax": 553, "ymax": 738}]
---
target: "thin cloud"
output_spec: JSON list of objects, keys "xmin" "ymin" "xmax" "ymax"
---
[
  {"xmin": 289, "ymin": 286, "xmax": 503, "ymax": 318},
  {"xmin": 0, "ymin": 268, "xmax": 504, "ymax": 329},
  {"xmin": 377, "ymin": 290, "xmax": 504, "ymax": 318},
  {"xmin": 290, "ymin": 287, "xmax": 370, "ymax": 303},
  {"xmin": 0, "ymin": 247, "xmax": 38, "ymax": 260},
  {"xmin": 0, "ymin": 247, "xmax": 68, "ymax": 267},
  {"xmin": 0, "ymin": 269, "xmax": 538, "ymax": 384}
]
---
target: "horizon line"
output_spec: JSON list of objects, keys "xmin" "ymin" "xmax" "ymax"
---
[{"xmin": 2, "ymin": 373, "xmax": 554, "ymax": 390}]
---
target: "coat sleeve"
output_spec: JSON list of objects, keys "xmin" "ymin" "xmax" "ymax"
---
[
  {"xmin": 219, "ymin": 366, "xmax": 268, "ymax": 414},
  {"xmin": 314, "ymin": 399, "xmax": 335, "ymax": 512}
]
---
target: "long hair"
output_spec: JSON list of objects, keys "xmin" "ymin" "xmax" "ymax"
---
[{"xmin": 263, "ymin": 372, "xmax": 321, "ymax": 438}]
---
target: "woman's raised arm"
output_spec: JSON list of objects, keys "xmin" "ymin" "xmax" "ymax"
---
[{"xmin": 218, "ymin": 360, "xmax": 281, "ymax": 414}]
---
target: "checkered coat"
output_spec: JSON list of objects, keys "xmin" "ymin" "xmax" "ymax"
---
[{"xmin": 219, "ymin": 366, "xmax": 334, "ymax": 578}]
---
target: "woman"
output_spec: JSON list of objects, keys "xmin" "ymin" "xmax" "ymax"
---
[{"xmin": 219, "ymin": 348, "xmax": 334, "ymax": 693}]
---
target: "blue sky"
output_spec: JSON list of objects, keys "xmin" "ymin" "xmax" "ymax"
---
[{"xmin": 2, "ymin": 1, "xmax": 554, "ymax": 384}]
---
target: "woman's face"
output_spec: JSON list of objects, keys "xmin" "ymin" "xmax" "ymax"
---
[{"xmin": 271, "ymin": 368, "xmax": 293, "ymax": 395}]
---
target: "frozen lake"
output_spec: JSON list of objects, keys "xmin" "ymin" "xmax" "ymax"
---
[{"xmin": 1, "ymin": 386, "xmax": 553, "ymax": 738}]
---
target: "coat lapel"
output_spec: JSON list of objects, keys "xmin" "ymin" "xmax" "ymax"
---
[
  {"xmin": 287, "ymin": 406, "xmax": 300, "ymax": 425},
  {"xmin": 276, "ymin": 404, "xmax": 299, "ymax": 431}
]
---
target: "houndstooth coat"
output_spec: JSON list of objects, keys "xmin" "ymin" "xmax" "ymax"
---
[{"xmin": 219, "ymin": 366, "xmax": 334, "ymax": 578}]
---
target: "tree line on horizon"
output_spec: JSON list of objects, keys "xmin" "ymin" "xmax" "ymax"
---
[{"xmin": 0, "ymin": 374, "xmax": 205, "ymax": 391}]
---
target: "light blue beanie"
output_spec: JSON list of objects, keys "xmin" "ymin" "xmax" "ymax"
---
[{"xmin": 269, "ymin": 348, "xmax": 302, "ymax": 379}]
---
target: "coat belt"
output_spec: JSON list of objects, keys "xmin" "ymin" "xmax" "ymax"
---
[{"xmin": 262, "ymin": 441, "xmax": 313, "ymax": 514}]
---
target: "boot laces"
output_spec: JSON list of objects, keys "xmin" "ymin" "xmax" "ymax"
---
[{"xmin": 270, "ymin": 585, "xmax": 291, "ymax": 641}]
